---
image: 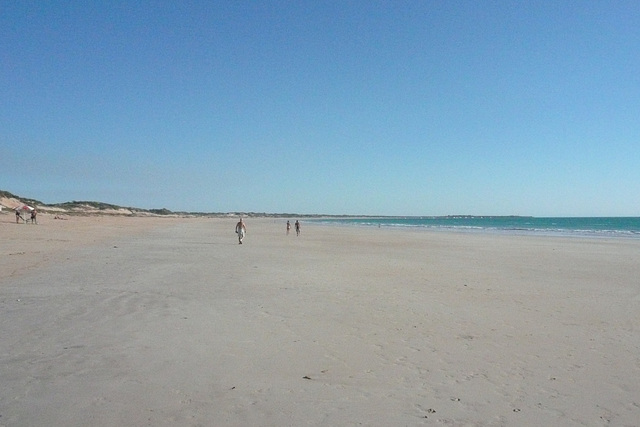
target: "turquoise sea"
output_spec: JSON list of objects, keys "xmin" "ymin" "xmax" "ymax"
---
[{"xmin": 312, "ymin": 217, "xmax": 640, "ymax": 238}]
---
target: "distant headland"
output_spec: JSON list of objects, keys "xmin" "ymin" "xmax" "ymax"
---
[{"xmin": 0, "ymin": 189, "xmax": 534, "ymax": 219}]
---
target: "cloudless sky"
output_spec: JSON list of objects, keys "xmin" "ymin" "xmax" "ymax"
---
[{"xmin": 2, "ymin": 1, "xmax": 639, "ymax": 216}]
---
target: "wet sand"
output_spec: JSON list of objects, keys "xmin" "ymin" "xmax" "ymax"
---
[{"xmin": 1, "ymin": 214, "xmax": 639, "ymax": 426}]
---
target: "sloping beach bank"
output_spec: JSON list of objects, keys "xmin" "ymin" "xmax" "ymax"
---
[{"xmin": 1, "ymin": 215, "xmax": 639, "ymax": 426}]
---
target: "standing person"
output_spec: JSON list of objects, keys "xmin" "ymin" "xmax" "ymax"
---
[
  {"xmin": 286, "ymin": 220, "xmax": 291, "ymax": 235},
  {"xmin": 295, "ymin": 220, "xmax": 301, "ymax": 236},
  {"xmin": 30, "ymin": 209, "xmax": 37, "ymax": 224},
  {"xmin": 235, "ymin": 218, "xmax": 247, "ymax": 244},
  {"xmin": 15, "ymin": 209, "xmax": 20, "ymax": 223}
]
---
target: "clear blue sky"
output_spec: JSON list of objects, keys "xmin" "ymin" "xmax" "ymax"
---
[{"xmin": 2, "ymin": 1, "xmax": 638, "ymax": 216}]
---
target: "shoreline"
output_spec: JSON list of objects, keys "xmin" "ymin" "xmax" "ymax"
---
[{"xmin": 305, "ymin": 217, "xmax": 640, "ymax": 240}]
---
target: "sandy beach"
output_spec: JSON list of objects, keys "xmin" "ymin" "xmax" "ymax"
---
[{"xmin": 1, "ymin": 214, "xmax": 639, "ymax": 426}]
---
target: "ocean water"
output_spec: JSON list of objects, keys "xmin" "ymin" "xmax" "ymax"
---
[{"xmin": 312, "ymin": 216, "xmax": 640, "ymax": 238}]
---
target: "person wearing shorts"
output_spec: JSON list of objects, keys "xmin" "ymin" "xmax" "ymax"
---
[{"xmin": 235, "ymin": 218, "xmax": 247, "ymax": 244}]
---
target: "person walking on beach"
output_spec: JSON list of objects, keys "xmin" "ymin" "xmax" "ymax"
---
[
  {"xmin": 295, "ymin": 220, "xmax": 301, "ymax": 236},
  {"xmin": 286, "ymin": 220, "xmax": 291, "ymax": 235},
  {"xmin": 235, "ymin": 218, "xmax": 247, "ymax": 244}
]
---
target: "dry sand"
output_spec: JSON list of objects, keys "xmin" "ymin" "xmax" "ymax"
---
[{"xmin": 1, "ymin": 214, "xmax": 639, "ymax": 426}]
